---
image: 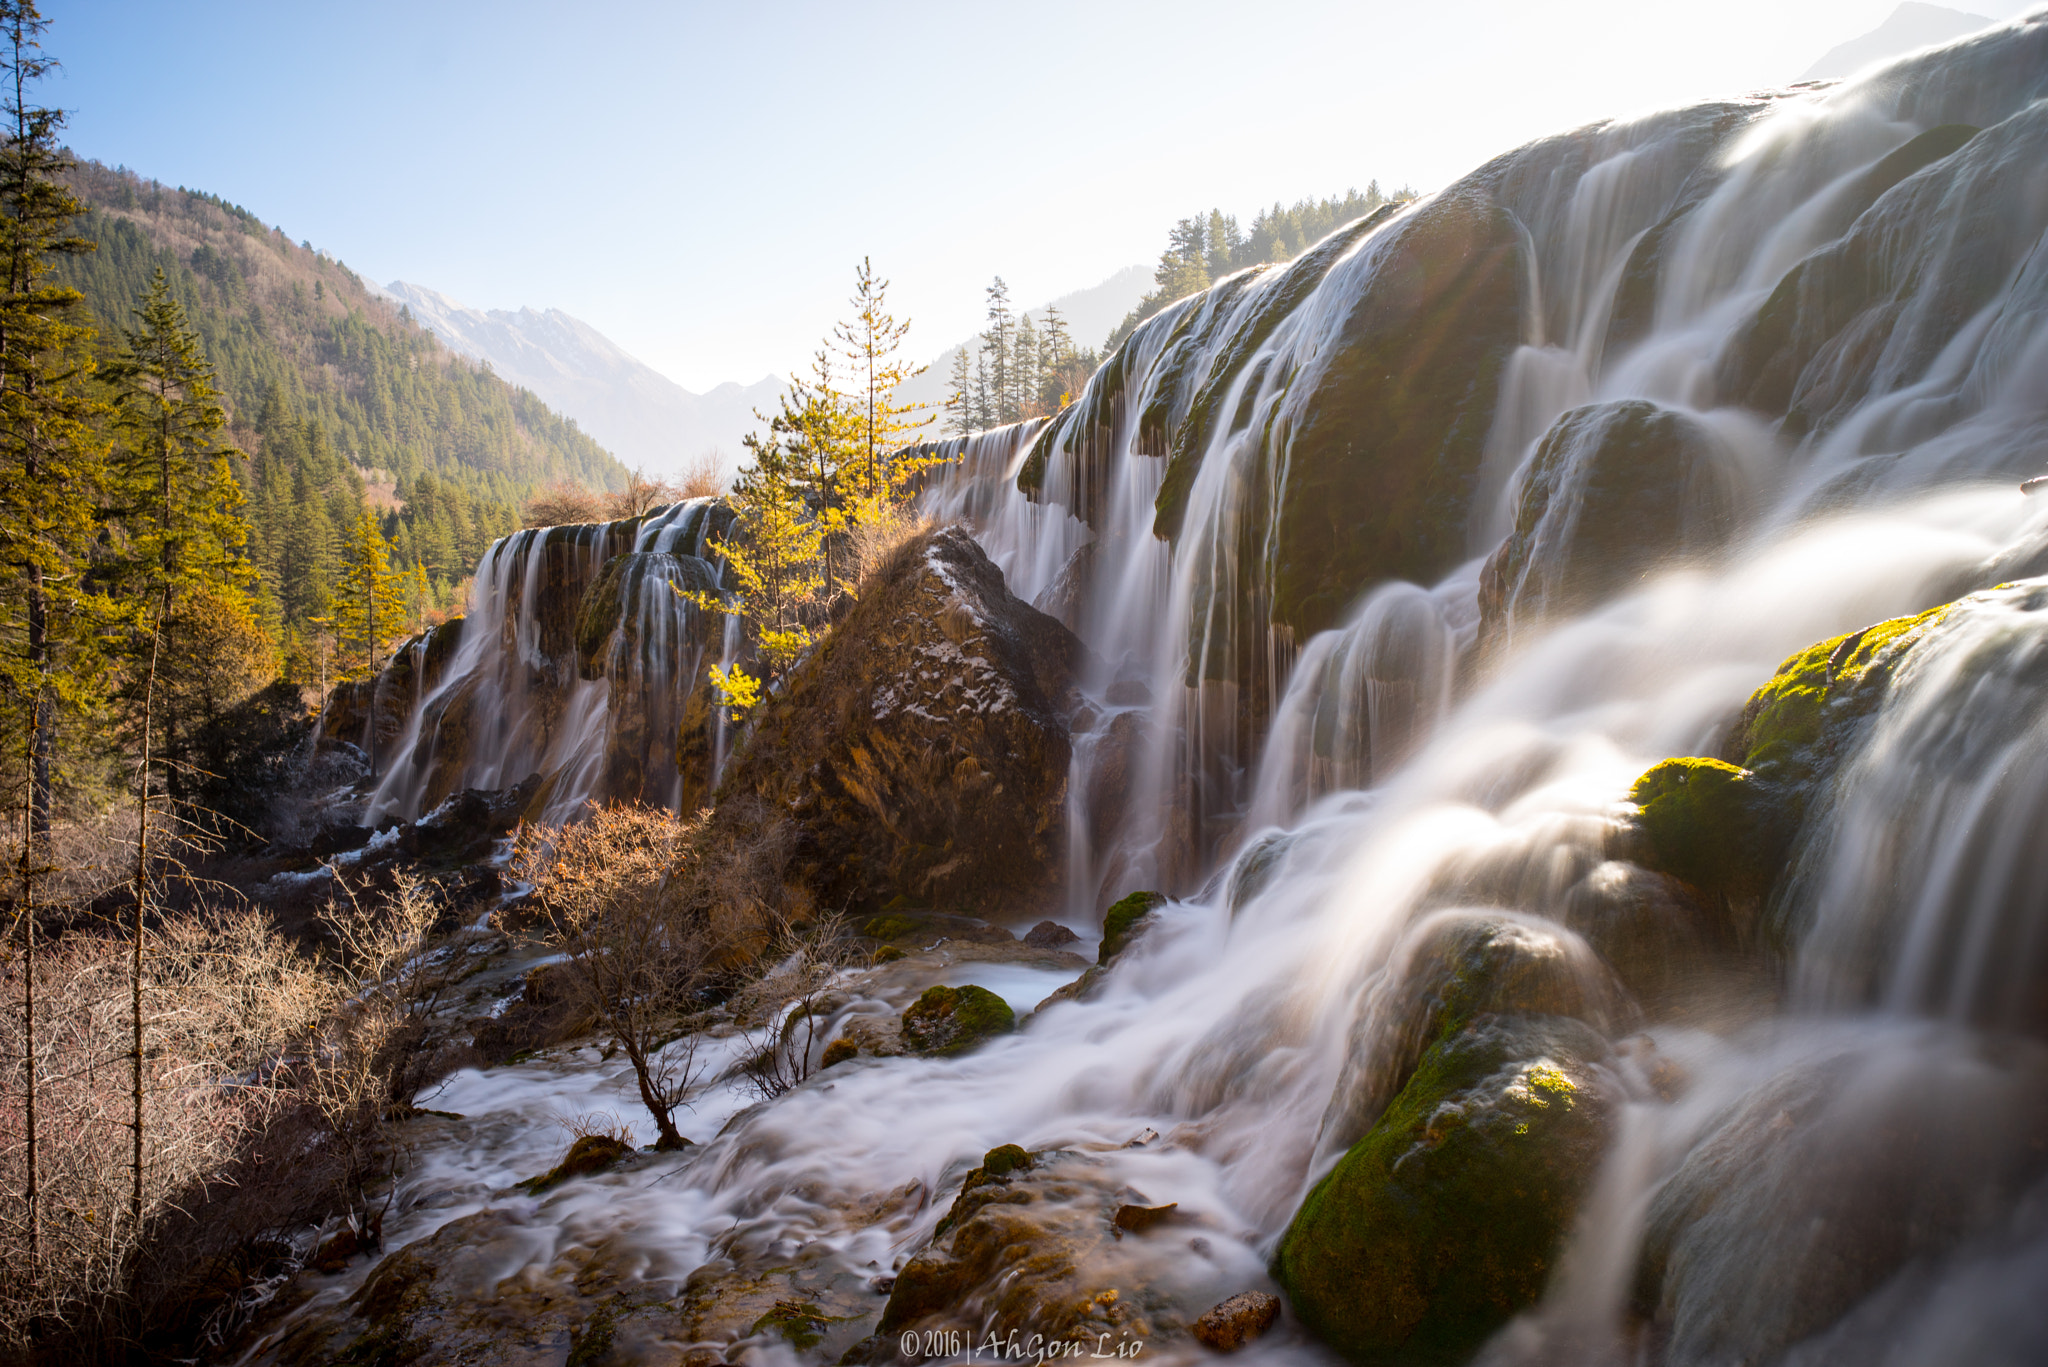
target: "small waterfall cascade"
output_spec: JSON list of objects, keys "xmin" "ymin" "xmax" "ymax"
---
[
  {"xmin": 298, "ymin": 13, "xmax": 2048, "ymax": 1365},
  {"xmin": 339, "ymin": 497, "xmax": 736, "ymax": 825}
]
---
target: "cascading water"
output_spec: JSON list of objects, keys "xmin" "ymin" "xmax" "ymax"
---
[
  {"xmin": 270, "ymin": 12, "xmax": 2048, "ymax": 1365},
  {"xmin": 343, "ymin": 496, "xmax": 736, "ymax": 825}
]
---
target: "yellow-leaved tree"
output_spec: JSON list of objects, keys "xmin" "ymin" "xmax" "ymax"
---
[{"xmin": 690, "ymin": 259, "xmax": 947, "ymax": 715}]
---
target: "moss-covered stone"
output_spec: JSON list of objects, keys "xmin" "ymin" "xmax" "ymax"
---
[
  {"xmin": 820, "ymin": 1037, "xmax": 859, "ymax": 1069},
  {"xmin": 749, "ymin": 1299, "xmax": 841, "ymax": 1352},
  {"xmin": 519, "ymin": 1133, "xmax": 631, "ymax": 1194},
  {"xmin": 1622, "ymin": 605, "xmax": 1947, "ymax": 905},
  {"xmin": 900, "ymin": 984, "xmax": 1015, "ymax": 1056},
  {"xmin": 1276, "ymin": 1015, "xmax": 1617, "ymax": 1367},
  {"xmin": 1627, "ymin": 757, "xmax": 1787, "ymax": 900},
  {"xmin": 1099, "ymin": 891, "xmax": 1167, "ymax": 964},
  {"xmin": 1316, "ymin": 912, "xmax": 1620, "ymax": 1162}
]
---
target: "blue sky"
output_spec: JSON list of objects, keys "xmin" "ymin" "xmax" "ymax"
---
[{"xmin": 46, "ymin": 0, "xmax": 2037, "ymax": 391}]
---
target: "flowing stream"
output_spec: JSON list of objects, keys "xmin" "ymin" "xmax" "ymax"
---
[{"xmin": 284, "ymin": 14, "xmax": 2048, "ymax": 1364}]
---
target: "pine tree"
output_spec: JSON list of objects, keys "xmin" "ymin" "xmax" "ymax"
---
[
  {"xmin": 332, "ymin": 510, "xmax": 404, "ymax": 683},
  {"xmin": 981, "ymin": 278, "xmax": 1015, "ymax": 424},
  {"xmin": 103, "ymin": 266, "xmax": 270, "ymax": 802},
  {"xmin": 0, "ymin": 0, "xmax": 107, "ymax": 840},
  {"xmin": 830, "ymin": 257, "xmax": 931, "ymax": 500},
  {"xmin": 1013, "ymin": 312, "xmax": 1041, "ymax": 420},
  {"xmin": 0, "ymin": 0, "xmax": 104, "ymax": 1299},
  {"xmin": 945, "ymin": 344, "xmax": 974, "ymax": 438}
]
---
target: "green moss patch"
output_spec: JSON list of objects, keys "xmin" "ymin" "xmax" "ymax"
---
[{"xmin": 1100, "ymin": 891, "xmax": 1167, "ymax": 964}]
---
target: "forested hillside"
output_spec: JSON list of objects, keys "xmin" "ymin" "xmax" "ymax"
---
[{"xmin": 55, "ymin": 160, "xmax": 629, "ymax": 651}]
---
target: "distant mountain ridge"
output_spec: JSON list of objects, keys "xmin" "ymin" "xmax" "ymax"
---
[
  {"xmin": 1804, "ymin": 3, "xmax": 1993, "ymax": 80},
  {"xmin": 380, "ymin": 281, "xmax": 780, "ymax": 480}
]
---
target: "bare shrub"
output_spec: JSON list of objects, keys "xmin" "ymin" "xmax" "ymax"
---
[
  {"xmin": 605, "ymin": 466, "xmax": 684, "ymax": 520},
  {"xmin": 522, "ymin": 479, "xmax": 606, "ymax": 528},
  {"xmin": 680, "ymin": 792, "xmax": 809, "ymax": 962},
  {"xmin": 516, "ymin": 804, "xmax": 715, "ymax": 1150},
  {"xmin": 730, "ymin": 913, "xmax": 866, "ymax": 1101},
  {"xmin": 678, "ymin": 449, "xmax": 726, "ymax": 499},
  {"xmin": 0, "ymin": 904, "xmax": 332, "ymax": 1357}
]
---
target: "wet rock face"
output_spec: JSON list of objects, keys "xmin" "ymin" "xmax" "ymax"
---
[
  {"xmin": 1479, "ymin": 399, "xmax": 1737, "ymax": 642},
  {"xmin": 1713, "ymin": 117, "xmax": 2009, "ymax": 441},
  {"xmin": 712, "ymin": 526, "xmax": 1088, "ymax": 920},
  {"xmin": 1634, "ymin": 1032, "xmax": 2048, "ymax": 1367},
  {"xmin": 1267, "ymin": 189, "xmax": 1526, "ymax": 637},
  {"xmin": 1277, "ymin": 1014, "xmax": 1619, "ymax": 1367},
  {"xmin": 316, "ymin": 618, "xmax": 466, "ymax": 762}
]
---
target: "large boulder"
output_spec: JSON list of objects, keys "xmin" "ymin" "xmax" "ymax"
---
[
  {"xmin": 1276, "ymin": 1014, "xmax": 1619, "ymax": 1367},
  {"xmin": 710, "ymin": 526, "xmax": 1087, "ymax": 921},
  {"xmin": 1478, "ymin": 399, "xmax": 1737, "ymax": 642}
]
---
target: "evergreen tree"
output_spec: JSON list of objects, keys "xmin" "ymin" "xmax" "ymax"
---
[
  {"xmin": 1013, "ymin": 312, "xmax": 1041, "ymax": 420},
  {"xmin": 102, "ymin": 266, "xmax": 269, "ymax": 801},
  {"xmin": 332, "ymin": 510, "xmax": 404, "ymax": 685},
  {"xmin": 830, "ymin": 257, "xmax": 931, "ymax": 499},
  {"xmin": 945, "ymin": 344, "xmax": 974, "ymax": 438},
  {"xmin": 0, "ymin": 0, "xmax": 107, "ymax": 836},
  {"xmin": 981, "ymin": 278, "xmax": 1015, "ymax": 424}
]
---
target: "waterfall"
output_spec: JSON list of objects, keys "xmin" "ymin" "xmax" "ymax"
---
[
  {"xmin": 348, "ymin": 496, "xmax": 734, "ymax": 825},
  {"xmin": 300, "ymin": 12, "xmax": 2048, "ymax": 1364}
]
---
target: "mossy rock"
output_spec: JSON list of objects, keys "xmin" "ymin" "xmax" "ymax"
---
[
  {"xmin": 1099, "ymin": 891, "xmax": 1167, "ymax": 964},
  {"xmin": 1276, "ymin": 1015, "xmax": 1618, "ymax": 1367},
  {"xmin": 1627, "ymin": 757, "xmax": 1789, "ymax": 900},
  {"xmin": 519, "ymin": 1133, "xmax": 631, "ymax": 1194},
  {"xmin": 749, "ymin": 1299, "xmax": 843, "ymax": 1352},
  {"xmin": 820, "ymin": 1037, "xmax": 859, "ymax": 1069},
  {"xmin": 900, "ymin": 984, "xmax": 1015, "ymax": 1056},
  {"xmin": 1622, "ymin": 605, "xmax": 1947, "ymax": 904},
  {"xmin": 1316, "ymin": 913, "xmax": 1622, "ymax": 1161},
  {"xmin": 1724, "ymin": 606, "xmax": 1944, "ymax": 783},
  {"xmin": 861, "ymin": 913, "xmax": 920, "ymax": 942}
]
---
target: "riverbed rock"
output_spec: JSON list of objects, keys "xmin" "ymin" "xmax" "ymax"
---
[
  {"xmin": 709, "ymin": 525, "xmax": 1088, "ymax": 923},
  {"xmin": 1276, "ymin": 1014, "xmax": 1619, "ymax": 1367},
  {"xmin": 1191, "ymin": 1291, "xmax": 1281, "ymax": 1351},
  {"xmin": 869, "ymin": 1149, "xmax": 1178, "ymax": 1352},
  {"xmin": 1478, "ymin": 400, "xmax": 1737, "ymax": 643}
]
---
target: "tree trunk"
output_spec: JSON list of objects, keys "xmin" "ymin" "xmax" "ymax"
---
[
  {"xmin": 18, "ymin": 751, "xmax": 37, "ymax": 1267},
  {"xmin": 130, "ymin": 592, "xmax": 165, "ymax": 1238}
]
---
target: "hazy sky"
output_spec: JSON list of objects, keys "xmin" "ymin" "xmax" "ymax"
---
[{"xmin": 47, "ymin": 1, "xmax": 2037, "ymax": 392}]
